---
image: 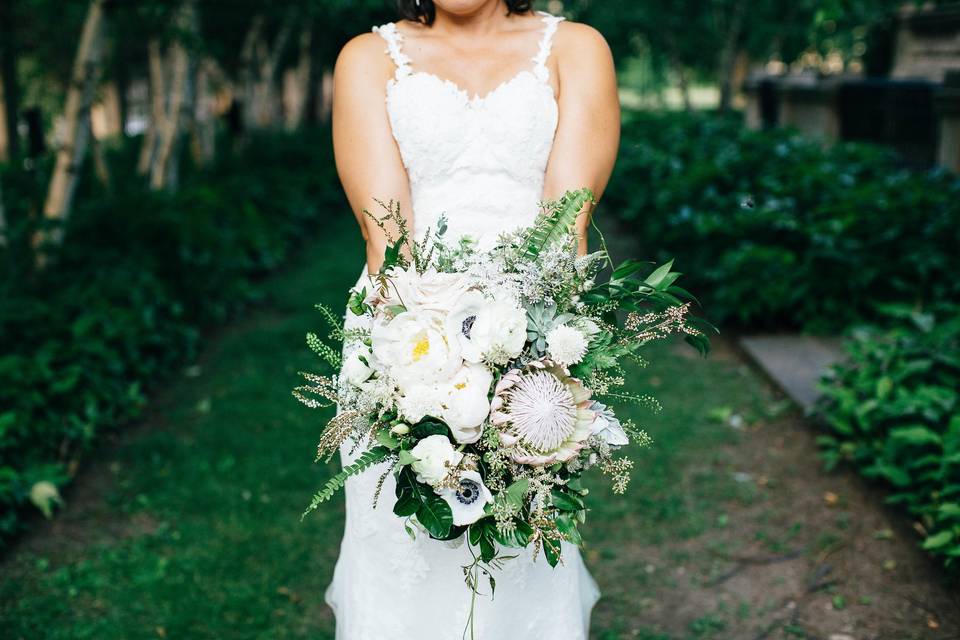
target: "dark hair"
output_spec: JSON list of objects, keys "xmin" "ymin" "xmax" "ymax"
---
[{"xmin": 397, "ymin": 0, "xmax": 533, "ymax": 25}]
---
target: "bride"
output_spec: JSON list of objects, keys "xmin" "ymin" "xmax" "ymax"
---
[{"xmin": 327, "ymin": 0, "xmax": 620, "ymax": 638}]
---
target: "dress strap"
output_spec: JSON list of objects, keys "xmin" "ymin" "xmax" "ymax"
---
[
  {"xmin": 372, "ymin": 22, "xmax": 412, "ymax": 80},
  {"xmin": 532, "ymin": 12, "xmax": 565, "ymax": 82}
]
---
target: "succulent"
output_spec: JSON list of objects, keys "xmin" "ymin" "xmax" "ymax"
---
[{"xmin": 526, "ymin": 302, "xmax": 575, "ymax": 356}]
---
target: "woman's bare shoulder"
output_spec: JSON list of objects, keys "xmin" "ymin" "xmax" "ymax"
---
[
  {"xmin": 552, "ymin": 20, "xmax": 615, "ymax": 79},
  {"xmin": 335, "ymin": 29, "xmax": 395, "ymax": 81},
  {"xmin": 554, "ymin": 20, "xmax": 613, "ymax": 60}
]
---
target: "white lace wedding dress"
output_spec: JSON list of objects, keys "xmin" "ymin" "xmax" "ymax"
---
[{"xmin": 326, "ymin": 12, "xmax": 600, "ymax": 640}]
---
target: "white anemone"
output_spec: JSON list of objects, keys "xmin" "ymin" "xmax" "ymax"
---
[
  {"xmin": 439, "ymin": 470, "xmax": 493, "ymax": 525},
  {"xmin": 446, "ymin": 292, "xmax": 527, "ymax": 364}
]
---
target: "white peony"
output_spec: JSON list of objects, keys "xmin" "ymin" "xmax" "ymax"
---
[
  {"xmin": 545, "ymin": 324, "xmax": 589, "ymax": 366},
  {"xmin": 340, "ymin": 346, "xmax": 374, "ymax": 387},
  {"xmin": 410, "ymin": 434, "xmax": 463, "ymax": 487},
  {"xmin": 446, "ymin": 292, "xmax": 527, "ymax": 364},
  {"xmin": 371, "ymin": 309, "xmax": 462, "ymax": 388},
  {"xmin": 439, "ymin": 470, "xmax": 493, "ymax": 526},
  {"xmin": 440, "ymin": 363, "xmax": 493, "ymax": 443},
  {"xmin": 382, "ymin": 265, "xmax": 470, "ymax": 312}
]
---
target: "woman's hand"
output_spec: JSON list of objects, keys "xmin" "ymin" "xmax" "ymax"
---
[
  {"xmin": 542, "ymin": 23, "xmax": 620, "ymax": 256},
  {"xmin": 332, "ymin": 33, "xmax": 414, "ymax": 274}
]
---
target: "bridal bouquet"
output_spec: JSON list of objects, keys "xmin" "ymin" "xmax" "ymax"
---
[{"xmin": 295, "ymin": 188, "xmax": 709, "ymax": 579}]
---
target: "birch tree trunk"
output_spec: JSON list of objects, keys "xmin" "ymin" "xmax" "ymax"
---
[
  {"xmin": 191, "ymin": 57, "xmax": 218, "ymax": 167},
  {"xmin": 40, "ymin": 0, "xmax": 106, "ymax": 246},
  {"xmin": 240, "ymin": 12, "xmax": 295, "ymax": 130},
  {"xmin": 238, "ymin": 15, "xmax": 264, "ymax": 133},
  {"xmin": 0, "ymin": 0, "xmax": 18, "ymax": 162},
  {"xmin": 717, "ymin": 0, "xmax": 746, "ymax": 112},
  {"xmin": 0, "ymin": 71, "xmax": 9, "ymax": 163},
  {"xmin": 150, "ymin": 0, "xmax": 197, "ymax": 191},
  {"xmin": 0, "ymin": 175, "xmax": 7, "ymax": 247},
  {"xmin": 137, "ymin": 38, "xmax": 165, "ymax": 175},
  {"xmin": 284, "ymin": 20, "xmax": 312, "ymax": 130}
]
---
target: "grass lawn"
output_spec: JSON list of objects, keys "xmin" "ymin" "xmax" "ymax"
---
[{"xmin": 2, "ymin": 216, "xmax": 956, "ymax": 639}]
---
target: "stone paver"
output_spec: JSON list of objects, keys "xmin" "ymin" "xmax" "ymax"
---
[{"xmin": 739, "ymin": 334, "xmax": 845, "ymax": 412}]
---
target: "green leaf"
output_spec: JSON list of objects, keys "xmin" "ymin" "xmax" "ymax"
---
[
  {"xmin": 643, "ymin": 260, "xmax": 675, "ymax": 289},
  {"xmin": 376, "ymin": 430, "xmax": 400, "ymax": 450},
  {"xmin": 504, "ymin": 478, "xmax": 530, "ymax": 509},
  {"xmin": 398, "ymin": 449, "xmax": 417, "ymax": 466},
  {"xmin": 521, "ymin": 188, "xmax": 593, "ymax": 259},
  {"xmin": 555, "ymin": 513, "xmax": 583, "ymax": 545},
  {"xmin": 922, "ymin": 530, "xmax": 955, "ymax": 550},
  {"xmin": 543, "ymin": 539, "xmax": 562, "ymax": 568},
  {"xmin": 417, "ymin": 494, "xmax": 453, "ymax": 539},
  {"xmin": 393, "ymin": 493, "xmax": 419, "ymax": 517},
  {"xmin": 303, "ymin": 446, "xmax": 390, "ymax": 518},
  {"xmin": 551, "ymin": 489, "xmax": 585, "ymax": 512},
  {"xmin": 890, "ymin": 426, "xmax": 942, "ymax": 448}
]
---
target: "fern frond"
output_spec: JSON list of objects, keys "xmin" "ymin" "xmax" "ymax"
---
[
  {"xmin": 522, "ymin": 188, "xmax": 594, "ymax": 259},
  {"xmin": 302, "ymin": 446, "xmax": 392, "ymax": 519}
]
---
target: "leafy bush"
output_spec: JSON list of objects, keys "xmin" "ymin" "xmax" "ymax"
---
[
  {"xmin": 0, "ymin": 129, "xmax": 344, "ymax": 541},
  {"xmin": 605, "ymin": 111, "xmax": 960, "ymax": 331},
  {"xmin": 816, "ymin": 305, "xmax": 960, "ymax": 572}
]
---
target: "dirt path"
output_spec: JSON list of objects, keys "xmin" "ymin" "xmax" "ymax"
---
[{"xmin": 590, "ymin": 341, "xmax": 959, "ymax": 640}]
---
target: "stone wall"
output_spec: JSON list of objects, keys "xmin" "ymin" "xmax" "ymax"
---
[{"xmin": 892, "ymin": 4, "xmax": 960, "ymax": 82}]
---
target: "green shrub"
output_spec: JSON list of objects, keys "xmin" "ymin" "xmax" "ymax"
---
[
  {"xmin": 816, "ymin": 305, "xmax": 960, "ymax": 572},
  {"xmin": 605, "ymin": 111, "xmax": 960, "ymax": 331},
  {"xmin": 0, "ymin": 128, "xmax": 345, "ymax": 541}
]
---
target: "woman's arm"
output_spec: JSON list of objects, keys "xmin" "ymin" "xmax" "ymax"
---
[
  {"xmin": 542, "ymin": 23, "xmax": 620, "ymax": 255},
  {"xmin": 332, "ymin": 33, "xmax": 413, "ymax": 274}
]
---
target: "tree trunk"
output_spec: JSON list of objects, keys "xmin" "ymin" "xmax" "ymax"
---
[
  {"xmin": 240, "ymin": 11, "xmax": 295, "ymax": 130},
  {"xmin": 40, "ymin": 0, "xmax": 106, "ymax": 247},
  {"xmin": 717, "ymin": 0, "xmax": 747, "ymax": 112},
  {"xmin": 0, "ymin": 175, "xmax": 7, "ymax": 247},
  {"xmin": 284, "ymin": 20, "xmax": 312, "ymax": 130},
  {"xmin": 0, "ymin": 0, "xmax": 19, "ymax": 161},
  {"xmin": 0, "ymin": 71, "xmax": 9, "ymax": 163},
  {"xmin": 666, "ymin": 35, "xmax": 692, "ymax": 112},
  {"xmin": 137, "ymin": 38, "xmax": 164, "ymax": 175},
  {"xmin": 191, "ymin": 57, "xmax": 218, "ymax": 167},
  {"xmin": 150, "ymin": 0, "xmax": 196, "ymax": 191},
  {"xmin": 238, "ymin": 15, "xmax": 264, "ymax": 133},
  {"xmin": 318, "ymin": 68, "xmax": 333, "ymax": 124}
]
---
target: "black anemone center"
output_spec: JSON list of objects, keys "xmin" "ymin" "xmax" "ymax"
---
[
  {"xmin": 461, "ymin": 315, "xmax": 477, "ymax": 339},
  {"xmin": 456, "ymin": 479, "xmax": 480, "ymax": 505}
]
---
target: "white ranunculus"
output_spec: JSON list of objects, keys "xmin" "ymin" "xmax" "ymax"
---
[
  {"xmin": 441, "ymin": 363, "xmax": 493, "ymax": 443},
  {"xmin": 446, "ymin": 292, "xmax": 527, "ymax": 364},
  {"xmin": 545, "ymin": 324, "xmax": 589, "ymax": 366},
  {"xmin": 439, "ymin": 470, "xmax": 493, "ymax": 526},
  {"xmin": 588, "ymin": 401, "xmax": 629, "ymax": 446},
  {"xmin": 340, "ymin": 346, "xmax": 374, "ymax": 387},
  {"xmin": 372, "ymin": 308, "xmax": 463, "ymax": 387},
  {"xmin": 410, "ymin": 434, "xmax": 463, "ymax": 487},
  {"xmin": 382, "ymin": 265, "xmax": 470, "ymax": 312}
]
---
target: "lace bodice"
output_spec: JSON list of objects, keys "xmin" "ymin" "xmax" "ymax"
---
[{"xmin": 372, "ymin": 12, "xmax": 564, "ymax": 249}]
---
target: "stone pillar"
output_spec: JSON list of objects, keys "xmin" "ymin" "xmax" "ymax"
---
[
  {"xmin": 777, "ymin": 76, "xmax": 841, "ymax": 142},
  {"xmin": 742, "ymin": 74, "xmax": 780, "ymax": 130},
  {"xmin": 936, "ymin": 71, "xmax": 960, "ymax": 173}
]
